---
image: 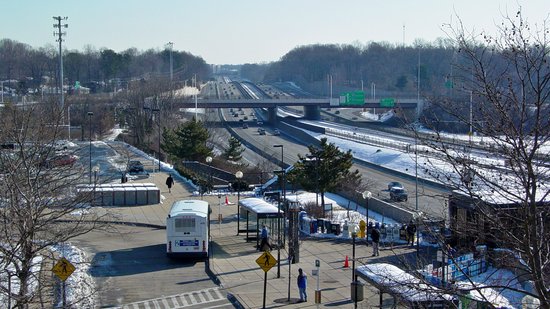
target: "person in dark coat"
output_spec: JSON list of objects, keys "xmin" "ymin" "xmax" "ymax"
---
[
  {"xmin": 166, "ymin": 174, "xmax": 174, "ymax": 193},
  {"xmin": 371, "ymin": 227, "xmax": 380, "ymax": 257},
  {"xmin": 406, "ymin": 221, "xmax": 416, "ymax": 246}
]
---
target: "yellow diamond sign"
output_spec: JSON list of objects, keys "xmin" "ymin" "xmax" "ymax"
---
[
  {"xmin": 52, "ymin": 257, "xmax": 75, "ymax": 281},
  {"xmin": 256, "ymin": 251, "xmax": 277, "ymax": 272}
]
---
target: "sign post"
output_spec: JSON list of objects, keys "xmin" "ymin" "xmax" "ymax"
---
[
  {"xmin": 52, "ymin": 257, "xmax": 76, "ymax": 308},
  {"xmin": 314, "ymin": 259, "xmax": 321, "ymax": 305},
  {"xmin": 287, "ymin": 254, "xmax": 292, "ymax": 301},
  {"xmin": 256, "ymin": 251, "xmax": 277, "ymax": 308}
]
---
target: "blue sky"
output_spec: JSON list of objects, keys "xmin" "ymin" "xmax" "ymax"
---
[{"xmin": 2, "ymin": 0, "xmax": 548, "ymax": 64}]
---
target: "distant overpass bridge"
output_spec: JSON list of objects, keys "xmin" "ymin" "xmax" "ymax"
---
[{"xmin": 173, "ymin": 98, "xmax": 424, "ymax": 121}]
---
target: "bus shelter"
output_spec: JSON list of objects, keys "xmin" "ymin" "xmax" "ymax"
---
[
  {"xmin": 239, "ymin": 198, "xmax": 284, "ymax": 249},
  {"xmin": 356, "ymin": 263, "xmax": 457, "ymax": 308}
]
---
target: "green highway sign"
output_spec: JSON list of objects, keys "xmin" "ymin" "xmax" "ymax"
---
[
  {"xmin": 379, "ymin": 98, "xmax": 395, "ymax": 107},
  {"xmin": 340, "ymin": 91, "xmax": 365, "ymax": 106}
]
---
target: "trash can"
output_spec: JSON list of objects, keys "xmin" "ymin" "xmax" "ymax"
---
[
  {"xmin": 315, "ymin": 290, "xmax": 322, "ymax": 304},
  {"xmin": 324, "ymin": 220, "xmax": 332, "ymax": 233},
  {"xmin": 311, "ymin": 221, "xmax": 318, "ymax": 234},
  {"xmin": 318, "ymin": 219, "xmax": 325, "ymax": 233},
  {"xmin": 332, "ymin": 223, "xmax": 341, "ymax": 235},
  {"xmin": 351, "ymin": 281, "xmax": 364, "ymax": 301}
]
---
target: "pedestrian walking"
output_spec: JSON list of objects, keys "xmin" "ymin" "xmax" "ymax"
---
[
  {"xmin": 371, "ymin": 227, "xmax": 380, "ymax": 257},
  {"xmin": 166, "ymin": 174, "xmax": 174, "ymax": 193},
  {"xmin": 297, "ymin": 268, "xmax": 307, "ymax": 303},
  {"xmin": 260, "ymin": 224, "xmax": 272, "ymax": 251},
  {"xmin": 406, "ymin": 221, "xmax": 416, "ymax": 246}
]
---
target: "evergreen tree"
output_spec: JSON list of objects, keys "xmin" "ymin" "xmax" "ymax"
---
[
  {"xmin": 161, "ymin": 117, "xmax": 212, "ymax": 161},
  {"xmin": 288, "ymin": 138, "xmax": 361, "ymax": 215},
  {"xmin": 223, "ymin": 137, "xmax": 244, "ymax": 162}
]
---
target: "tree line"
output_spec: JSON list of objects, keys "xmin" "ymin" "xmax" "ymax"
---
[
  {"xmin": 0, "ymin": 39, "xmax": 211, "ymax": 93},
  {"xmin": 240, "ymin": 39, "xmax": 456, "ymax": 98}
]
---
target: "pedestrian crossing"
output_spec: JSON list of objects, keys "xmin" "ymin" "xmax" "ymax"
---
[{"xmin": 118, "ymin": 288, "xmax": 226, "ymax": 309}]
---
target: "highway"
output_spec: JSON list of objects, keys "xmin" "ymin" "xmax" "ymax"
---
[{"xmin": 220, "ymin": 80, "xmax": 450, "ymax": 220}]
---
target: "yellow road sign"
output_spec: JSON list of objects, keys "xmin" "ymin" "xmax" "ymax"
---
[
  {"xmin": 52, "ymin": 257, "xmax": 75, "ymax": 281},
  {"xmin": 255, "ymin": 251, "xmax": 277, "ymax": 272}
]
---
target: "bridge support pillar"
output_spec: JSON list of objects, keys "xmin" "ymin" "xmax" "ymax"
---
[
  {"xmin": 304, "ymin": 105, "xmax": 321, "ymax": 120},
  {"xmin": 267, "ymin": 107, "xmax": 278, "ymax": 123}
]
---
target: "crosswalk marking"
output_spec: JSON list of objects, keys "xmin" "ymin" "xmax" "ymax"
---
[{"xmin": 118, "ymin": 287, "xmax": 225, "ymax": 309}]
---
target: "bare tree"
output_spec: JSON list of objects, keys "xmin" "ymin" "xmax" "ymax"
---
[
  {"xmin": 0, "ymin": 102, "xmax": 111, "ymax": 308},
  {"xmin": 412, "ymin": 10, "xmax": 550, "ymax": 307}
]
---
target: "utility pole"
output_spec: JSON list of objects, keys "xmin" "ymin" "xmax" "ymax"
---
[
  {"xmin": 53, "ymin": 16, "xmax": 68, "ymax": 109},
  {"xmin": 53, "ymin": 16, "xmax": 68, "ymax": 139},
  {"xmin": 166, "ymin": 42, "xmax": 174, "ymax": 82}
]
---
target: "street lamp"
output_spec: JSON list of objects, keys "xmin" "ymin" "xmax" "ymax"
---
[
  {"xmin": 206, "ymin": 156, "xmax": 213, "ymax": 193},
  {"xmin": 306, "ymin": 154, "xmax": 320, "ymax": 212},
  {"xmin": 362, "ymin": 190, "xmax": 372, "ymax": 246},
  {"xmin": 87, "ymin": 111, "xmax": 93, "ymax": 184},
  {"xmin": 351, "ymin": 225, "xmax": 359, "ymax": 308},
  {"xmin": 92, "ymin": 165, "xmax": 100, "ymax": 206},
  {"xmin": 235, "ymin": 170, "xmax": 243, "ymax": 235},
  {"xmin": 93, "ymin": 165, "xmax": 100, "ymax": 185},
  {"xmin": 144, "ymin": 107, "xmax": 161, "ymax": 171},
  {"xmin": 273, "ymin": 144, "xmax": 284, "ymax": 279}
]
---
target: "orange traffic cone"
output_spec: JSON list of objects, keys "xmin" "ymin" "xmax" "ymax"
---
[{"xmin": 343, "ymin": 255, "xmax": 349, "ymax": 268}]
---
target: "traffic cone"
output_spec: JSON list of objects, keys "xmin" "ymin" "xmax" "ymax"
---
[{"xmin": 343, "ymin": 255, "xmax": 349, "ymax": 268}]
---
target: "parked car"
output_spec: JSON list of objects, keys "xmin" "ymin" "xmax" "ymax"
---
[
  {"xmin": 242, "ymin": 123, "xmax": 249, "ymax": 129},
  {"xmin": 128, "ymin": 160, "xmax": 144, "ymax": 173},
  {"xmin": 53, "ymin": 140, "xmax": 73, "ymax": 151},
  {"xmin": 387, "ymin": 181, "xmax": 404, "ymax": 191},
  {"xmin": 390, "ymin": 187, "xmax": 408, "ymax": 202},
  {"xmin": 40, "ymin": 154, "xmax": 78, "ymax": 168},
  {"xmin": 258, "ymin": 128, "xmax": 266, "ymax": 135}
]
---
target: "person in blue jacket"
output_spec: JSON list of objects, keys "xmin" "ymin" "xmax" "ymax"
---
[{"xmin": 297, "ymin": 268, "xmax": 307, "ymax": 302}]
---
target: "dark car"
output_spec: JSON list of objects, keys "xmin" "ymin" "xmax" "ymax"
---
[
  {"xmin": 273, "ymin": 129, "xmax": 281, "ymax": 136},
  {"xmin": 387, "ymin": 181, "xmax": 404, "ymax": 191},
  {"xmin": 390, "ymin": 187, "xmax": 408, "ymax": 202},
  {"xmin": 128, "ymin": 160, "xmax": 144, "ymax": 173}
]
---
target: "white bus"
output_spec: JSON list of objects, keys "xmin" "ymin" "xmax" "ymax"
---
[{"xmin": 166, "ymin": 200, "xmax": 210, "ymax": 259}]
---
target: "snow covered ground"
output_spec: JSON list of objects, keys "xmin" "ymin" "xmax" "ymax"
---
[{"xmin": 2, "ymin": 111, "xmax": 541, "ymax": 308}]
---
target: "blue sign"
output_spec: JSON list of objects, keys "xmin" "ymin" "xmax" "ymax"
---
[{"xmin": 176, "ymin": 239, "xmax": 199, "ymax": 247}]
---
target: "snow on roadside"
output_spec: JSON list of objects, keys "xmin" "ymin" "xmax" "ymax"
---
[{"xmin": 51, "ymin": 243, "xmax": 96, "ymax": 308}]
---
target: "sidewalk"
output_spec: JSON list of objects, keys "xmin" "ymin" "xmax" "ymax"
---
[{"xmin": 112, "ymin": 170, "xmax": 421, "ymax": 308}]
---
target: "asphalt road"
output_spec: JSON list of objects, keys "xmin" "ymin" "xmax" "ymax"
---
[
  {"xmin": 224, "ymin": 111, "xmax": 449, "ymax": 219},
  {"xmin": 75, "ymin": 225, "xmax": 232, "ymax": 308}
]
